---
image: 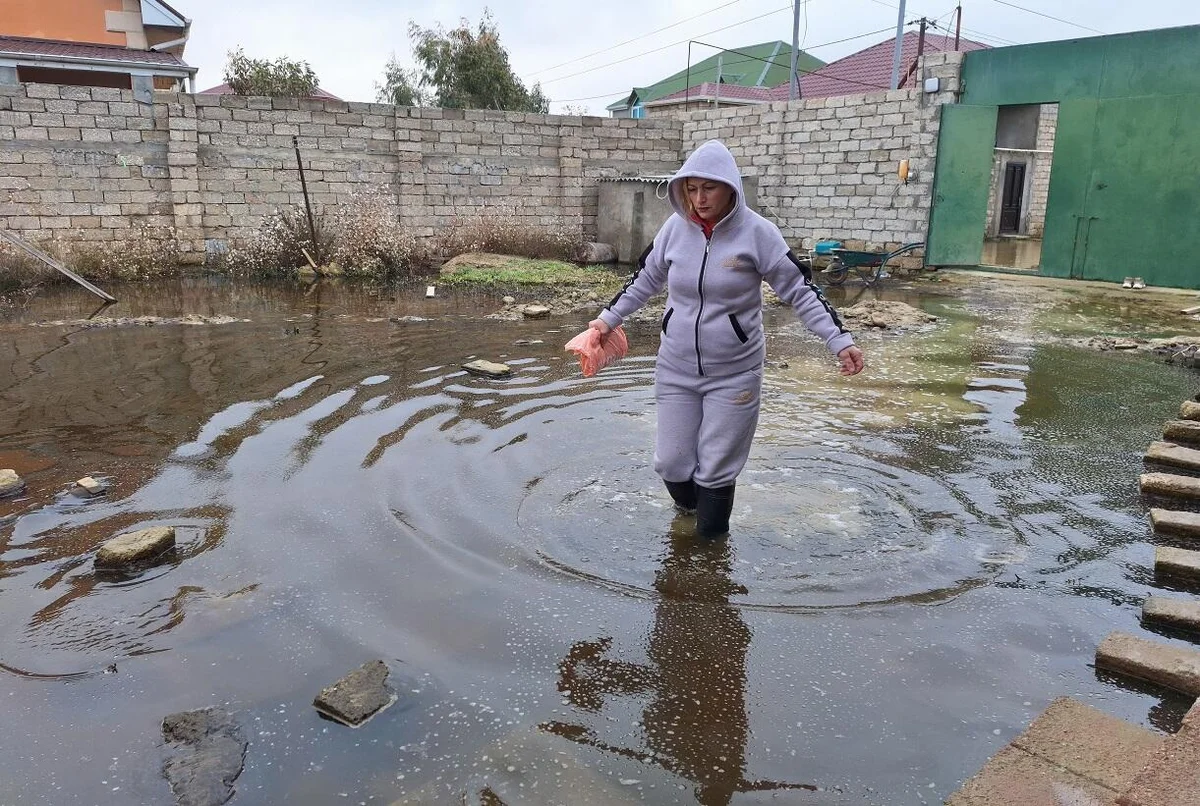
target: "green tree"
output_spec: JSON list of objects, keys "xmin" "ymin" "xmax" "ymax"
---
[
  {"xmin": 223, "ymin": 47, "xmax": 318, "ymax": 97},
  {"xmin": 406, "ymin": 10, "xmax": 549, "ymax": 112},
  {"xmin": 376, "ymin": 55, "xmax": 425, "ymax": 107}
]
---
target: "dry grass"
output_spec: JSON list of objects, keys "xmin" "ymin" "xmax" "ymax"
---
[
  {"xmin": 436, "ymin": 205, "xmax": 585, "ymax": 262},
  {"xmin": 226, "ymin": 187, "xmax": 425, "ymax": 281}
]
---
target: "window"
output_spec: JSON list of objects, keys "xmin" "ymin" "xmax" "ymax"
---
[{"xmin": 630, "ymin": 104, "xmax": 645, "ymax": 119}]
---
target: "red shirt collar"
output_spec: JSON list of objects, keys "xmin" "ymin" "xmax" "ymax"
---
[{"xmin": 689, "ymin": 212, "xmax": 715, "ymax": 238}]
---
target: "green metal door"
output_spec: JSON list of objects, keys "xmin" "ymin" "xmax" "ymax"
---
[
  {"xmin": 927, "ymin": 104, "xmax": 998, "ymax": 266},
  {"xmin": 1044, "ymin": 94, "xmax": 1200, "ymax": 287}
]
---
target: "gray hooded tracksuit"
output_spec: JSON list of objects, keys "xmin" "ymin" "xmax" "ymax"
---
[{"xmin": 597, "ymin": 140, "xmax": 855, "ymax": 496}]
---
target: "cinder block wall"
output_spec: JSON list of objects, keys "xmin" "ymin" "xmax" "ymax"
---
[
  {"xmin": 682, "ymin": 52, "xmax": 964, "ymax": 256},
  {"xmin": 0, "ymin": 53, "xmax": 962, "ymax": 265}
]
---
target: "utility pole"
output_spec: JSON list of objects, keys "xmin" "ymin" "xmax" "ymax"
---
[
  {"xmin": 889, "ymin": 0, "xmax": 908, "ymax": 90},
  {"xmin": 916, "ymin": 16, "xmax": 928, "ymax": 64},
  {"xmin": 954, "ymin": 3, "xmax": 962, "ymax": 50},
  {"xmin": 715, "ymin": 53, "xmax": 723, "ymax": 109},
  {"xmin": 789, "ymin": 0, "xmax": 802, "ymax": 100}
]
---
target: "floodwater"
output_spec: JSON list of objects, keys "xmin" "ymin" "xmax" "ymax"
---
[{"xmin": 1, "ymin": 273, "xmax": 1198, "ymax": 805}]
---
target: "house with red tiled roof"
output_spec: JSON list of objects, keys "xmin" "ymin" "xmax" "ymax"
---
[
  {"xmin": 0, "ymin": 0, "xmax": 196, "ymax": 100},
  {"xmin": 642, "ymin": 32, "xmax": 989, "ymax": 116},
  {"xmin": 199, "ymin": 83, "xmax": 343, "ymax": 101}
]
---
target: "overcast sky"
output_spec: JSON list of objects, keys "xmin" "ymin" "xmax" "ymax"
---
[{"xmin": 183, "ymin": 0, "xmax": 1200, "ymax": 112}]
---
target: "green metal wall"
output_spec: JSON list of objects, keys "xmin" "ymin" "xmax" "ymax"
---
[{"xmin": 928, "ymin": 25, "xmax": 1200, "ymax": 288}]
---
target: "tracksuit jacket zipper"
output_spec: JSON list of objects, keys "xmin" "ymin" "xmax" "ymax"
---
[{"xmin": 695, "ymin": 236, "xmax": 711, "ymax": 376}]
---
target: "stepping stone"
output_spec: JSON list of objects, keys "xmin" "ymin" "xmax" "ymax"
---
[
  {"xmin": 0, "ymin": 468, "xmax": 24, "ymax": 497},
  {"xmin": 1140, "ymin": 472, "xmax": 1200, "ymax": 500},
  {"xmin": 1181, "ymin": 400, "xmax": 1200, "ymax": 421},
  {"xmin": 462, "ymin": 359, "xmax": 512, "ymax": 378},
  {"xmin": 1151, "ymin": 509, "xmax": 1200, "ymax": 541},
  {"xmin": 522, "ymin": 304, "xmax": 550, "ymax": 319},
  {"xmin": 1156, "ymin": 546, "xmax": 1200, "ymax": 584},
  {"xmin": 161, "ymin": 707, "xmax": 247, "ymax": 806},
  {"xmin": 1096, "ymin": 630, "xmax": 1200, "ymax": 697},
  {"xmin": 74, "ymin": 476, "xmax": 108, "ymax": 497},
  {"xmin": 1143, "ymin": 596, "xmax": 1200, "ymax": 633},
  {"xmin": 1164, "ymin": 420, "xmax": 1200, "ymax": 445},
  {"xmin": 1145, "ymin": 441, "xmax": 1200, "ymax": 473},
  {"xmin": 313, "ymin": 660, "xmax": 394, "ymax": 727},
  {"xmin": 95, "ymin": 526, "xmax": 176, "ymax": 569}
]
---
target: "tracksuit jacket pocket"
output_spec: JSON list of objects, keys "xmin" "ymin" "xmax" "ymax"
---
[{"xmin": 728, "ymin": 313, "xmax": 749, "ymax": 344}]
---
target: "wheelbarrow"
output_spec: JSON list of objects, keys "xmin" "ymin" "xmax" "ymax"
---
[{"xmin": 820, "ymin": 242, "xmax": 925, "ymax": 286}]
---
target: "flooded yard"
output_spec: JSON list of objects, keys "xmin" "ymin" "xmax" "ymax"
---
[{"xmin": 1, "ymin": 272, "xmax": 1198, "ymax": 805}]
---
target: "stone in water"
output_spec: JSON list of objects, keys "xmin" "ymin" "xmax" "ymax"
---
[
  {"xmin": 95, "ymin": 526, "xmax": 176, "ymax": 569},
  {"xmin": 75, "ymin": 476, "xmax": 107, "ymax": 496},
  {"xmin": 463, "ymin": 360, "xmax": 512, "ymax": 378},
  {"xmin": 313, "ymin": 660, "xmax": 394, "ymax": 727},
  {"xmin": 522, "ymin": 305, "xmax": 550, "ymax": 319},
  {"xmin": 0, "ymin": 469, "xmax": 24, "ymax": 497}
]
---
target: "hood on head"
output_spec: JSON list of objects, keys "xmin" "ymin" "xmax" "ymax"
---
[{"xmin": 668, "ymin": 139, "xmax": 745, "ymax": 222}]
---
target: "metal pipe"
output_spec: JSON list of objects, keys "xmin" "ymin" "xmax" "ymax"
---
[
  {"xmin": 955, "ymin": 3, "xmax": 962, "ymax": 50},
  {"xmin": 789, "ymin": 0, "xmax": 801, "ymax": 100},
  {"xmin": 292, "ymin": 136, "xmax": 320, "ymax": 265},
  {"xmin": 685, "ymin": 41, "xmax": 692, "ymax": 107},
  {"xmin": 889, "ymin": 0, "xmax": 908, "ymax": 90},
  {"xmin": 714, "ymin": 54, "xmax": 722, "ymax": 109}
]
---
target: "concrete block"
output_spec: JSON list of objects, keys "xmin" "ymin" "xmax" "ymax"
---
[
  {"xmin": 1142, "ymin": 596, "xmax": 1200, "ymax": 633},
  {"xmin": 1151, "ymin": 509, "xmax": 1200, "ymax": 541},
  {"xmin": 1145, "ymin": 441, "xmax": 1200, "ymax": 472},
  {"xmin": 1165, "ymin": 420, "xmax": 1200, "ymax": 445},
  {"xmin": 1141, "ymin": 472, "xmax": 1200, "ymax": 500},
  {"xmin": 1157, "ymin": 546, "xmax": 1200, "ymax": 583},
  {"xmin": 1096, "ymin": 630, "xmax": 1200, "ymax": 697}
]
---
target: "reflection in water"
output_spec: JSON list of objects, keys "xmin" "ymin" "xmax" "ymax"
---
[{"xmin": 547, "ymin": 524, "xmax": 820, "ymax": 804}]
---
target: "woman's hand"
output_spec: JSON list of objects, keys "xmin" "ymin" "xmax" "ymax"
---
[
  {"xmin": 589, "ymin": 319, "xmax": 612, "ymax": 336},
  {"xmin": 837, "ymin": 346, "xmax": 865, "ymax": 376}
]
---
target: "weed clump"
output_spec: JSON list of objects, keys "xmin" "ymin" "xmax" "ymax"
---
[
  {"xmin": 436, "ymin": 205, "xmax": 584, "ymax": 262},
  {"xmin": 226, "ymin": 188, "xmax": 425, "ymax": 281}
]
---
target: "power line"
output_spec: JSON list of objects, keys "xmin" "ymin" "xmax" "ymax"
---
[
  {"xmin": 863, "ymin": 0, "xmax": 1020, "ymax": 46},
  {"xmin": 538, "ymin": 4, "xmax": 794, "ymax": 86},
  {"xmin": 692, "ymin": 35, "xmax": 897, "ymax": 91},
  {"xmin": 527, "ymin": 0, "xmax": 746, "ymax": 79},
  {"xmin": 990, "ymin": 0, "xmax": 1105, "ymax": 35},
  {"xmin": 552, "ymin": 23, "xmax": 898, "ymax": 104}
]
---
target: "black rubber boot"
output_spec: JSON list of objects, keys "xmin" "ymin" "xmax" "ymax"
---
[
  {"xmin": 663, "ymin": 479, "xmax": 697, "ymax": 513},
  {"xmin": 695, "ymin": 483, "xmax": 735, "ymax": 539}
]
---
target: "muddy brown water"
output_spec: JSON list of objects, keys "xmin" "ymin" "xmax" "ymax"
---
[{"xmin": 1, "ymin": 274, "xmax": 1198, "ymax": 805}]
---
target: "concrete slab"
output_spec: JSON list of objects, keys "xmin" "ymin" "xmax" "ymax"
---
[
  {"xmin": 1156, "ymin": 546, "xmax": 1200, "ymax": 584},
  {"xmin": 1143, "ymin": 597, "xmax": 1200, "ymax": 633},
  {"xmin": 1140, "ymin": 472, "xmax": 1200, "ymax": 500},
  {"xmin": 1117, "ymin": 696, "xmax": 1200, "ymax": 806},
  {"xmin": 1011, "ymin": 697, "xmax": 1164, "ymax": 793},
  {"xmin": 946, "ymin": 697, "xmax": 1163, "ymax": 806},
  {"xmin": 1164, "ymin": 420, "xmax": 1200, "ymax": 446},
  {"xmin": 945, "ymin": 744, "xmax": 1119, "ymax": 806},
  {"xmin": 1150, "ymin": 509, "xmax": 1200, "ymax": 541},
  {"xmin": 1181, "ymin": 401, "xmax": 1200, "ymax": 422},
  {"xmin": 1145, "ymin": 442, "xmax": 1200, "ymax": 473},
  {"xmin": 1096, "ymin": 631, "xmax": 1200, "ymax": 697}
]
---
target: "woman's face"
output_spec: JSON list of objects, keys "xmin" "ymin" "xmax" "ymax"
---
[{"xmin": 684, "ymin": 179, "xmax": 734, "ymax": 223}]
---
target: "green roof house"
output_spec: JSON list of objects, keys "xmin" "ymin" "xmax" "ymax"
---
[{"xmin": 606, "ymin": 40, "xmax": 824, "ymax": 118}]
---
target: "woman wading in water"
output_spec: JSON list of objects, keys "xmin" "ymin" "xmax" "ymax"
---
[{"xmin": 589, "ymin": 140, "xmax": 864, "ymax": 538}]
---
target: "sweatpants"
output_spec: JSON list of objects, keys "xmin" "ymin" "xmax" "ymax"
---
[{"xmin": 653, "ymin": 364, "xmax": 763, "ymax": 489}]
